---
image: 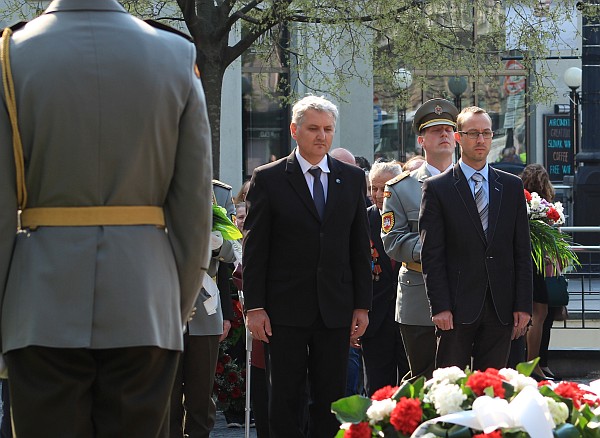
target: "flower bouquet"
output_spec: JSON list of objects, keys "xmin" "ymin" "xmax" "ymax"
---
[
  {"xmin": 332, "ymin": 361, "xmax": 600, "ymax": 438},
  {"xmin": 524, "ymin": 190, "xmax": 578, "ymax": 274},
  {"xmin": 213, "ymin": 345, "xmax": 246, "ymax": 412}
]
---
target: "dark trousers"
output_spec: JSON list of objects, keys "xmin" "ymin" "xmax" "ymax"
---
[
  {"xmin": 250, "ymin": 365, "xmax": 270, "ymax": 438},
  {"xmin": 169, "ymin": 333, "xmax": 220, "ymax": 438},
  {"xmin": 361, "ymin": 316, "xmax": 409, "ymax": 395},
  {"xmin": 398, "ymin": 323, "xmax": 437, "ymax": 382},
  {"xmin": 0, "ymin": 379, "xmax": 12, "ymax": 438},
  {"xmin": 5, "ymin": 346, "xmax": 179, "ymax": 438},
  {"xmin": 265, "ymin": 321, "xmax": 348, "ymax": 438},
  {"xmin": 435, "ymin": 295, "xmax": 513, "ymax": 371}
]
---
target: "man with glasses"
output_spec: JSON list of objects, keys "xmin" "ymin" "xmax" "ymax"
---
[
  {"xmin": 419, "ymin": 106, "xmax": 532, "ymax": 371},
  {"xmin": 381, "ymin": 98, "xmax": 458, "ymax": 381}
]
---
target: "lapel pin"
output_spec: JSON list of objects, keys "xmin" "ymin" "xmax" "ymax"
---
[{"xmin": 336, "ymin": 178, "xmax": 341, "ymax": 184}]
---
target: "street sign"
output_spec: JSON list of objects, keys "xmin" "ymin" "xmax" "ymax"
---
[{"xmin": 543, "ymin": 114, "xmax": 575, "ymax": 182}]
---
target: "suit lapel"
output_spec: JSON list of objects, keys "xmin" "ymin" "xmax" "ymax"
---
[
  {"xmin": 323, "ymin": 156, "xmax": 343, "ymax": 223},
  {"xmin": 453, "ymin": 164, "xmax": 487, "ymax": 245},
  {"xmin": 285, "ymin": 151, "xmax": 322, "ymax": 221},
  {"xmin": 486, "ymin": 167, "xmax": 503, "ymax": 245}
]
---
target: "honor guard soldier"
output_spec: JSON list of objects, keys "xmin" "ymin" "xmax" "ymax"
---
[
  {"xmin": 380, "ymin": 98, "xmax": 458, "ymax": 381},
  {"xmin": 0, "ymin": 2, "xmax": 212, "ymax": 437}
]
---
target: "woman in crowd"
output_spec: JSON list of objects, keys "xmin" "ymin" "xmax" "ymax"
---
[{"xmin": 520, "ymin": 163, "xmax": 557, "ymax": 380}]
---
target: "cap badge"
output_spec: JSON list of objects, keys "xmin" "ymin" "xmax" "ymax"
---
[{"xmin": 434, "ymin": 105, "xmax": 443, "ymax": 115}]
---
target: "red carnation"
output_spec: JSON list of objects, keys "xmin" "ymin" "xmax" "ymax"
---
[
  {"xmin": 222, "ymin": 354, "xmax": 232, "ymax": 364},
  {"xmin": 217, "ymin": 392, "xmax": 228, "ymax": 402},
  {"xmin": 546, "ymin": 207, "xmax": 560, "ymax": 223},
  {"xmin": 466, "ymin": 369, "xmax": 505, "ymax": 398},
  {"xmin": 553, "ymin": 381, "xmax": 599, "ymax": 408},
  {"xmin": 473, "ymin": 430, "xmax": 502, "ymax": 438},
  {"xmin": 216, "ymin": 362, "xmax": 225, "ymax": 374},
  {"xmin": 227, "ymin": 371, "xmax": 239, "ymax": 383},
  {"xmin": 371, "ymin": 385, "xmax": 399, "ymax": 401},
  {"xmin": 231, "ymin": 387, "xmax": 242, "ymax": 399},
  {"xmin": 390, "ymin": 397, "xmax": 422, "ymax": 435},
  {"xmin": 524, "ymin": 189, "xmax": 532, "ymax": 201},
  {"xmin": 344, "ymin": 422, "xmax": 372, "ymax": 438}
]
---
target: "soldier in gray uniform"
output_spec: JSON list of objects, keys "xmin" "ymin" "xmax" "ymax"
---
[
  {"xmin": 170, "ymin": 180, "xmax": 238, "ymax": 438},
  {"xmin": 381, "ymin": 98, "xmax": 458, "ymax": 381},
  {"xmin": 0, "ymin": 1, "xmax": 213, "ymax": 436}
]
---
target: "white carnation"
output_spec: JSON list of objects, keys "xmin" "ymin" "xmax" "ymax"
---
[
  {"xmin": 366, "ymin": 398, "xmax": 396, "ymax": 423},
  {"xmin": 428, "ymin": 383, "xmax": 467, "ymax": 415},
  {"xmin": 546, "ymin": 397, "xmax": 569, "ymax": 425},
  {"xmin": 429, "ymin": 366, "xmax": 466, "ymax": 385},
  {"xmin": 499, "ymin": 368, "xmax": 537, "ymax": 392}
]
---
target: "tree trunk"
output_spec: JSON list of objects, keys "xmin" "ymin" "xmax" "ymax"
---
[{"xmin": 199, "ymin": 59, "xmax": 224, "ymax": 179}]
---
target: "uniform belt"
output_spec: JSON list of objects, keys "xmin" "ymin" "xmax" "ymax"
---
[
  {"xmin": 402, "ymin": 261, "xmax": 422, "ymax": 273},
  {"xmin": 20, "ymin": 206, "xmax": 165, "ymax": 229}
]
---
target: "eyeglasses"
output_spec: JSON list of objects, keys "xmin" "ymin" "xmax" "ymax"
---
[{"xmin": 458, "ymin": 130, "xmax": 494, "ymax": 139}]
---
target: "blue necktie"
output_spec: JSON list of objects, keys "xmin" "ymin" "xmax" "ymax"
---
[
  {"xmin": 309, "ymin": 167, "xmax": 325, "ymax": 220},
  {"xmin": 471, "ymin": 172, "xmax": 488, "ymax": 236}
]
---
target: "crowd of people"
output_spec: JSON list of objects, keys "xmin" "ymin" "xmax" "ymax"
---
[{"xmin": 0, "ymin": 3, "xmax": 564, "ymax": 438}]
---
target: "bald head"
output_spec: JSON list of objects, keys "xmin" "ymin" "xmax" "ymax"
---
[{"xmin": 330, "ymin": 148, "xmax": 356, "ymax": 165}]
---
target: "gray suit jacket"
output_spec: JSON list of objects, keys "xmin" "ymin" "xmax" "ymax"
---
[
  {"xmin": 381, "ymin": 163, "xmax": 433, "ymax": 326},
  {"xmin": 0, "ymin": 0, "xmax": 212, "ymax": 352}
]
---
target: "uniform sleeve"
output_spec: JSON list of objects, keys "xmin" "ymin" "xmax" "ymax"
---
[
  {"xmin": 381, "ymin": 182, "xmax": 421, "ymax": 263},
  {"xmin": 163, "ymin": 44, "xmax": 212, "ymax": 322}
]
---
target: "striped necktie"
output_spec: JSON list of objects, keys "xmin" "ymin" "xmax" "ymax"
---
[{"xmin": 471, "ymin": 172, "xmax": 488, "ymax": 236}]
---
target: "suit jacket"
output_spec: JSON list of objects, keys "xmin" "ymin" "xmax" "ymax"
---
[
  {"xmin": 0, "ymin": 0, "xmax": 212, "ymax": 352},
  {"xmin": 381, "ymin": 163, "xmax": 433, "ymax": 326},
  {"xmin": 362, "ymin": 205, "xmax": 399, "ymax": 338},
  {"xmin": 242, "ymin": 150, "xmax": 372, "ymax": 328},
  {"xmin": 419, "ymin": 164, "xmax": 532, "ymax": 325}
]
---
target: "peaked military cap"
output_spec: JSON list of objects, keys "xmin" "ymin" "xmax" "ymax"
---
[{"xmin": 412, "ymin": 98, "xmax": 458, "ymax": 134}]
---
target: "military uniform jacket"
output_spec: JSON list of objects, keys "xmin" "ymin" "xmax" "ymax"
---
[
  {"xmin": 381, "ymin": 163, "xmax": 433, "ymax": 326},
  {"xmin": 187, "ymin": 182, "xmax": 237, "ymax": 336},
  {"xmin": 0, "ymin": 0, "xmax": 212, "ymax": 352}
]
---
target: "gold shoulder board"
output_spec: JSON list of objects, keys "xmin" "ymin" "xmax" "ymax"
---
[{"xmin": 385, "ymin": 170, "xmax": 410, "ymax": 186}]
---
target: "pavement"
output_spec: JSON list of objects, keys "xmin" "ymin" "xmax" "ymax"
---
[{"xmin": 212, "ymin": 411, "xmax": 257, "ymax": 438}]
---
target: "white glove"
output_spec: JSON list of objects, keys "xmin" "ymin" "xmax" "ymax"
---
[{"xmin": 210, "ymin": 230, "xmax": 224, "ymax": 251}]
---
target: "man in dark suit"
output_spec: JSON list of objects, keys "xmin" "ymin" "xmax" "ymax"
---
[
  {"xmin": 243, "ymin": 95, "xmax": 372, "ymax": 438},
  {"xmin": 419, "ymin": 106, "xmax": 532, "ymax": 371}
]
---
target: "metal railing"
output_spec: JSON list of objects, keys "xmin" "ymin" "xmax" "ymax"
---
[{"xmin": 557, "ymin": 226, "xmax": 600, "ymax": 329}]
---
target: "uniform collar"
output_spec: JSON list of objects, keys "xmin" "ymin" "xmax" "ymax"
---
[{"xmin": 45, "ymin": 0, "xmax": 127, "ymax": 13}]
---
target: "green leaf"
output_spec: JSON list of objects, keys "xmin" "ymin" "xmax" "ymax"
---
[
  {"xmin": 393, "ymin": 380, "xmax": 416, "ymax": 400},
  {"xmin": 212, "ymin": 204, "xmax": 243, "ymax": 240},
  {"xmin": 331, "ymin": 395, "xmax": 372, "ymax": 424},
  {"xmin": 554, "ymin": 423, "xmax": 582, "ymax": 438},
  {"xmin": 516, "ymin": 358, "xmax": 539, "ymax": 377},
  {"xmin": 334, "ymin": 429, "xmax": 346, "ymax": 438},
  {"xmin": 447, "ymin": 424, "xmax": 473, "ymax": 438},
  {"xmin": 529, "ymin": 220, "xmax": 580, "ymax": 274}
]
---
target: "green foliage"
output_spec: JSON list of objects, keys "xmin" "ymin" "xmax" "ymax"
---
[
  {"xmin": 529, "ymin": 220, "xmax": 580, "ymax": 275},
  {"xmin": 516, "ymin": 357, "xmax": 539, "ymax": 377},
  {"xmin": 331, "ymin": 394, "xmax": 372, "ymax": 424}
]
